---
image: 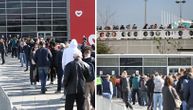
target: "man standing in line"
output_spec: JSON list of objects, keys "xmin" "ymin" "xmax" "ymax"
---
[
  {"xmin": 0, "ymin": 38, "xmax": 5, "ymax": 64},
  {"xmin": 63, "ymin": 51, "xmax": 91, "ymax": 110},
  {"xmin": 34, "ymin": 41, "xmax": 52, "ymax": 94}
]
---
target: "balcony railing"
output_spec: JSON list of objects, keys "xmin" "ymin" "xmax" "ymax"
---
[{"xmin": 97, "ymin": 29, "xmax": 193, "ymax": 40}]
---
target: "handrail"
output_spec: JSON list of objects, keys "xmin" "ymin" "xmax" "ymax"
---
[{"xmin": 97, "ymin": 29, "xmax": 193, "ymax": 40}]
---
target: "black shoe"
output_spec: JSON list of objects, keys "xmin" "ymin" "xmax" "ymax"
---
[
  {"xmin": 24, "ymin": 69, "xmax": 28, "ymax": 71},
  {"xmin": 55, "ymin": 91, "xmax": 61, "ymax": 94},
  {"xmin": 41, "ymin": 91, "xmax": 46, "ymax": 94}
]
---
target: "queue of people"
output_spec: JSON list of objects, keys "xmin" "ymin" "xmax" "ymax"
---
[
  {"xmin": 97, "ymin": 67, "xmax": 193, "ymax": 110},
  {"xmin": 0, "ymin": 36, "xmax": 95, "ymax": 110}
]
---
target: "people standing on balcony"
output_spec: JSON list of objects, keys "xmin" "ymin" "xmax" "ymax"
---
[
  {"xmin": 120, "ymin": 25, "xmax": 125, "ymax": 30},
  {"xmin": 143, "ymin": 24, "xmax": 148, "ymax": 29},
  {"xmin": 132, "ymin": 24, "xmax": 137, "ymax": 29},
  {"xmin": 126, "ymin": 24, "xmax": 131, "ymax": 30},
  {"xmin": 159, "ymin": 25, "xmax": 164, "ymax": 29},
  {"xmin": 153, "ymin": 72, "xmax": 164, "ymax": 110},
  {"xmin": 102, "ymin": 74, "xmax": 113, "ymax": 100},
  {"xmin": 190, "ymin": 23, "xmax": 193, "ymax": 28},
  {"xmin": 120, "ymin": 71, "xmax": 133, "ymax": 110},
  {"xmin": 0, "ymin": 38, "xmax": 5, "ymax": 64},
  {"xmin": 154, "ymin": 24, "xmax": 158, "ymax": 29}
]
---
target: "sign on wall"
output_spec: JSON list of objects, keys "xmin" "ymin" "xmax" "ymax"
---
[{"xmin": 70, "ymin": 0, "xmax": 95, "ymax": 45}]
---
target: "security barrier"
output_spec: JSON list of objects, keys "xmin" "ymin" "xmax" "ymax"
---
[
  {"xmin": 0, "ymin": 86, "xmax": 15, "ymax": 110},
  {"xmin": 97, "ymin": 29, "xmax": 193, "ymax": 40},
  {"xmin": 97, "ymin": 95, "xmax": 127, "ymax": 110}
]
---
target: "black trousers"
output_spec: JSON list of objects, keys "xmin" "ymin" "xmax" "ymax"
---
[
  {"xmin": 1, "ymin": 51, "xmax": 5, "ymax": 64},
  {"xmin": 132, "ymin": 89, "xmax": 140, "ymax": 104},
  {"xmin": 122, "ymin": 90, "xmax": 133, "ymax": 109},
  {"xmin": 65, "ymin": 93, "xmax": 85, "ymax": 110},
  {"xmin": 11, "ymin": 47, "xmax": 17, "ymax": 58}
]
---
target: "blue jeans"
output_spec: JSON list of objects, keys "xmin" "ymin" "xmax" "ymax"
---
[
  {"xmin": 38, "ymin": 67, "xmax": 49, "ymax": 93},
  {"xmin": 20, "ymin": 53, "xmax": 26, "ymax": 67},
  {"xmin": 153, "ymin": 93, "xmax": 163, "ymax": 110},
  {"xmin": 102, "ymin": 93, "xmax": 112, "ymax": 100}
]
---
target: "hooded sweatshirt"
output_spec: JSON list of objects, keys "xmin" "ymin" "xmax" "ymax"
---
[
  {"xmin": 62, "ymin": 39, "xmax": 81, "ymax": 70},
  {"xmin": 153, "ymin": 76, "xmax": 164, "ymax": 93}
]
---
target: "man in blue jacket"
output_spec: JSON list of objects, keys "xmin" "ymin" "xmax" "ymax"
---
[
  {"xmin": 34, "ymin": 41, "xmax": 52, "ymax": 94},
  {"xmin": 184, "ymin": 67, "xmax": 193, "ymax": 110}
]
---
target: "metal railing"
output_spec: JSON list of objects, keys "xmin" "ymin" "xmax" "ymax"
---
[
  {"xmin": 97, "ymin": 29, "xmax": 193, "ymax": 40},
  {"xmin": 97, "ymin": 95, "xmax": 127, "ymax": 110},
  {"xmin": 0, "ymin": 86, "xmax": 15, "ymax": 110}
]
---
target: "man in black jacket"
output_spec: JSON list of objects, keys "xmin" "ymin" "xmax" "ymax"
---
[
  {"xmin": 0, "ymin": 38, "xmax": 5, "ymax": 64},
  {"xmin": 63, "ymin": 50, "xmax": 91, "ymax": 110},
  {"xmin": 34, "ymin": 41, "xmax": 52, "ymax": 94}
]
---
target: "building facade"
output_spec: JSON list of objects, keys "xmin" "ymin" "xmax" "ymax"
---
[
  {"xmin": 97, "ymin": 54, "xmax": 193, "ymax": 75},
  {"xmin": 0, "ymin": 0, "xmax": 68, "ymax": 41}
]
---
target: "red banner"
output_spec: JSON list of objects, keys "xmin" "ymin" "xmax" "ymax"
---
[{"xmin": 70, "ymin": 0, "xmax": 95, "ymax": 45}]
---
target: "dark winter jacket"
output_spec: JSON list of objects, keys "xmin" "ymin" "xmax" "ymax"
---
[
  {"xmin": 34, "ymin": 47, "xmax": 52, "ymax": 67},
  {"xmin": 83, "ymin": 57, "xmax": 95, "ymax": 82},
  {"xmin": 63, "ymin": 59, "xmax": 91, "ymax": 94},
  {"xmin": 184, "ymin": 78, "xmax": 193, "ymax": 108}
]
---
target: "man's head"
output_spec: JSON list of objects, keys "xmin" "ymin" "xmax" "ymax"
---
[
  {"xmin": 83, "ymin": 46, "xmax": 92, "ymax": 58},
  {"xmin": 73, "ymin": 50, "xmax": 82, "ymax": 59},
  {"xmin": 39, "ymin": 41, "xmax": 45, "ymax": 47}
]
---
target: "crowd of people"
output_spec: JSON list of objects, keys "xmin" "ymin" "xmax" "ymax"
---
[
  {"xmin": 97, "ymin": 23, "xmax": 193, "ymax": 31},
  {"xmin": 0, "ymin": 36, "xmax": 95, "ymax": 110},
  {"xmin": 97, "ymin": 68, "xmax": 193, "ymax": 110}
]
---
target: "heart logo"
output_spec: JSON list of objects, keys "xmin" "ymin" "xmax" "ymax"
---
[{"xmin": 75, "ymin": 10, "xmax": 83, "ymax": 17}]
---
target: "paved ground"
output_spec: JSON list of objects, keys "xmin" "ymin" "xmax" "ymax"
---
[{"xmin": 0, "ymin": 55, "xmax": 77, "ymax": 110}]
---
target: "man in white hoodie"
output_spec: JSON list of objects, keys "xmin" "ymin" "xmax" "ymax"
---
[
  {"xmin": 61, "ymin": 39, "xmax": 81, "ymax": 99},
  {"xmin": 153, "ymin": 72, "xmax": 164, "ymax": 110}
]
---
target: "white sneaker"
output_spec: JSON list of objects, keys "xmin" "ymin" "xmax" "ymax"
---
[{"xmin": 61, "ymin": 95, "xmax": 66, "ymax": 100}]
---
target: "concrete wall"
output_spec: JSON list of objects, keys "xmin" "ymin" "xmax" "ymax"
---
[{"xmin": 100, "ymin": 39, "xmax": 193, "ymax": 54}]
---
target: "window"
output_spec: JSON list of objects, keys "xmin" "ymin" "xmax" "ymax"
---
[
  {"xmin": 38, "ymin": 3, "xmax": 51, "ymax": 7},
  {"xmin": 168, "ymin": 57, "xmax": 191, "ymax": 66},
  {"xmin": 38, "ymin": 26, "xmax": 51, "ymax": 31},
  {"xmin": 144, "ymin": 67, "xmax": 167, "ymax": 75},
  {"xmin": 97, "ymin": 67, "xmax": 119, "ymax": 75},
  {"xmin": 7, "ymin": 20, "xmax": 21, "ymax": 26},
  {"xmin": 53, "ymin": 32, "xmax": 67, "ymax": 37},
  {"xmin": 0, "ymin": 27, "xmax": 6, "ymax": 32},
  {"xmin": 23, "ymin": 14, "xmax": 36, "ymax": 19},
  {"xmin": 0, "ymin": 21, "xmax": 6, "ymax": 26},
  {"xmin": 53, "ymin": 20, "xmax": 67, "ymax": 25},
  {"xmin": 38, "ymin": 20, "xmax": 51, "ymax": 25},
  {"xmin": 0, "ymin": 9, "xmax": 5, "ymax": 14},
  {"xmin": 53, "ymin": 8, "xmax": 66, "ymax": 13},
  {"xmin": 0, "ymin": 3, "xmax": 5, "ymax": 8},
  {"xmin": 38, "ymin": 14, "xmax": 51, "ymax": 19},
  {"xmin": 53, "ymin": 26, "xmax": 67, "ymax": 31},
  {"xmin": 0, "ymin": 15, "xmax": 5, "ymax": 20},
  {"xmin": 7, "ymin": 3, "xmax": 21, "ymax": 8},
  {"xmin": 144, "ymin": 58, "xmax": 167, "ymax": 66},
  {"xmin": 97, "ymin": 58, "xmax": 119, "ymax": 66},
  {"xmin": 53, "ymin": 2, "xmax": 66, "ymax": 7},
  {"xmin": 7, "ymin": 15, "xmax": 21, "ymax": 19},
  {"xmin": 22, "ymin": 26, "xmax": 36, "ymax": 32},
  {"xmin": 120, "ymin": 67, "xmax": 142, "ymax": 75},
  {"xmin": 22, "ymin": 33, "xmax": 36, "ymax": 37},
  {"xmin": 53, "ymin": 14, "xmax": 66, "ymax": 19},
  {"xmin": 8, "ymin": 27, "xmax": 21, "ymax": 32},
  {"xmin": 23, "ymin": 20, "xmax": 36, "ymax": 25},
  {"xmin": 120, "ymin": 58, "xmax": 142, "ymax": 66},
  {"xmin": 38, "ymin": 8, "xmax": 51, "ymax": 13},
  {"xmin": 7, "ymin": 9, "xmax": 21, "ymax": 14},
  {"xmin": 23, "ymin": 3, "xmax": 36, "ymax": 7},
  {"xmin": 23, "ymin": 8, "xmax": 36, "ymax": 14}
]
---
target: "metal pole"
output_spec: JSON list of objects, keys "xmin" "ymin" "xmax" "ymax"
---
[
  {"xmin": 180, "ymin": 1, "xmax": 182, "ymax": 26},
  {"xmin": 144, "ymin": 0, "xmax": 147, "ymax": 25}
]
